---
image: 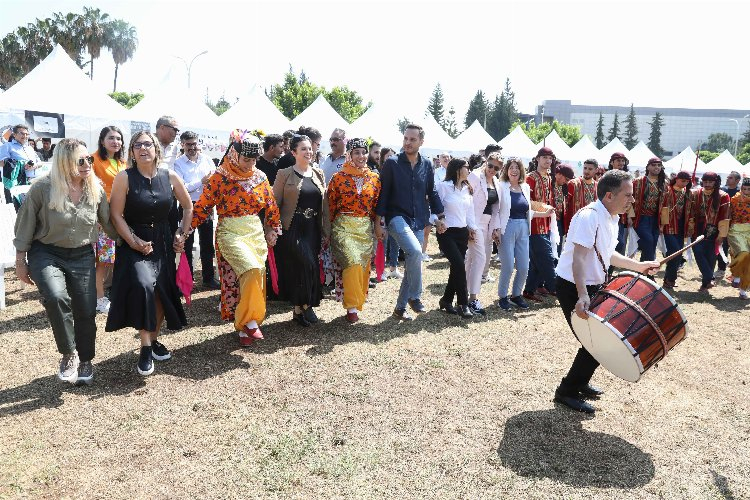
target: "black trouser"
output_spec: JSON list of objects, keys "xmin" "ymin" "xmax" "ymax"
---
[
  {"xmin": 437, "ymin": 226, "xmax": 469, "ymax": 306},
  {"xmin": 183, "ymin": 203, "xmax": 215, "ymax": 282},
  {"xmin": 556, "ymin": 276, "xmax": 602, "ymax": 393},
  {"xmin": 717, "ymin": 238, "xmax": 729, "ymax": 272}
]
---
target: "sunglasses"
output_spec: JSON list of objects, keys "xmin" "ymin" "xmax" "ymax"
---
[
  {"xmin": 163, "ymin": 124, "xmax": 180, "ymax": 133},
  {"xmin": 77, "ymin": 156, "xmax": 94, "ymax": 166},
  {"xmin": 329, "ymin": 137, "xmax": 342, "ymax": 142},
  {"xmin": 133, "ymin": 142, "xmax": 155, "ymax": 149},
  {"xmin": 487, "ymin": 163, "xmax": 503, "ymax": 170}
]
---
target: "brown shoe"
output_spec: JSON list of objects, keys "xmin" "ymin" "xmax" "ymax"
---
[
  {"xmin": 522, "ymin": 291, "xmax": 543, "ymax": 303},
  {"xmin": 345, "ymin": 311, "xmax": 359, "ymax": 324}
]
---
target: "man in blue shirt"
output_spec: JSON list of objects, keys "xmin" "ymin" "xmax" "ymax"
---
[
  {"xmin": 375, "ymin": 124, "xmax": 446, "ymax": 320},
  {"xmin": 1, "ymin": 124, "xmax": 41, "ymax": 204}
]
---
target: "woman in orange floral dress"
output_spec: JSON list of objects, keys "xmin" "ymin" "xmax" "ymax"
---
[
  {"xmin": 327, "ymin": 138, "xmax": 381, "ymax": 323},
  {"xmin": 191, "ymin": 130, "xmax": 281, "ymax": 346}
]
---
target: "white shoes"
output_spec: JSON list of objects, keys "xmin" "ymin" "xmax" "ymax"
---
[
  {"xmin": 482, "ymin": 274, "xmax": 495, "ymax": 284},
  {"xmin": 422, "ymin": 253, "xmax": 432, "ymax": 262},
  {"xmin": 740, "ymin": 289, "xmax": 749, "ymax": 300},
  {"xmin": 387, "ymin": 269, "xmax": 404, "ymax": 279},
  {"xmin": 96, "ymin": 297, "xmax": 110, "ymax": 313}
]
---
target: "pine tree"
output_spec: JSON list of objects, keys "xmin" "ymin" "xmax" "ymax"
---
[
  {"xmin": 485, "ymin": 79, "xmax": 519, "ymax": 141},
  {"xmin": 427, "ymin": 83, "xmax": 445, "ymax": 126},
  {"xmin": 464, "ymin": 90, "xmax": 489, "ymax": 128},
  {"xmin": 608, "ymin": 112, "xmax": 621, "ymax": 142},
  {"xmin": 444, "ymin": 107, "xmax": 459, "ymax": 138},
  {"xmin": 647, "ymin": 112, "xmax": 665, "ymax": 158},
  {"xmin": 739, "ymin": 121, "xmax": 750, "ymax": 151},
  {"xmin": 624, "ymin": 104, "xmax": 639, "ymax": 149},
  {"xmin": 595, "ymin": 112, "xmax": 605, "ymax": 148}
]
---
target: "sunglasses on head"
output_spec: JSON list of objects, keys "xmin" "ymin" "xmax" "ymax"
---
[{"xmin": 77, "ymin": 156, "xmax": 94, "ymax": 166}]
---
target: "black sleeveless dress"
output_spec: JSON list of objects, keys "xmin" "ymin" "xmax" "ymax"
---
[{"xmin": 106, "ymin": 167, "xmax": 187, "ymax": 332}]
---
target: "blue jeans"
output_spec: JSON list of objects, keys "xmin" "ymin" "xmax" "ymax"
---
[
  {"xmin": 498, "ymin": 219, "xmax": 530, "ymax": 298},
  {"xmin": 694, "ymin": 237, "xmax": 717, "ymax": 287},
  {"xmin": 525, "ymin": 233, "xmax": 557, "ymax": 294},
  {"xmin": 635, "ymin": 215, "xmax": 659, "ymax": 261},
  {"xmin": 663, "ymin": 232, "xmax": 684, "ymax": 282},
  {"xmin": 387, "ymin": 216, "xmax": 425, "ymax": 309},
  {"xmin": 386, "ymin": 234, "xmax": 401, "ymax": 268}
]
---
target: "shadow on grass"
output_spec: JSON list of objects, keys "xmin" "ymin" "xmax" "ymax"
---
[
  {"xmin": 497, "ymin": 409, "xmax": 655, "ymax": 488},
  {"xmin": 0, "ymin": 331, "xmax": 249, "ymax": 418},
  {"xmin": 710, "ymin": 469, "xmax": 737, "ymax": 500}
]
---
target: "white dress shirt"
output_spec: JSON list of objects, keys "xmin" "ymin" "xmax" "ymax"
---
[
  {"xmin": 434, "ymin": 180, "xmax": 478, "ymax": 230},
  {"xmin": 433, "ymin": 166, "xmax": 447, "ymax": 191},
  {"xmin": 556, "ymin": 200, "xmax": 618, "ymax": 285},
  {"xmin": 173, "ymin": 153, "xmax": 215, "ymax": 202},
  {"xmin": 160, "ymin": 142, "xmax": 180, "ymax": 170}
]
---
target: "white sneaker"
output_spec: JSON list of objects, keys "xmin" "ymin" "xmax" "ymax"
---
[
  {"xmin": 740, "ymin": 289, "xmax": 749, "ymax": 300},
  {"xmin": 387, "ymin": 269, "xmax": 404, "ymax": 279},
  {"xmin": 482, "ymin": 274, "xmax": 495, "ymax": 283},
  {"xmin": 96, "ymin": 296, "xmax": 110, "ymax": 313},
  {"xmin": 422, "ymin": 253, "xmax": 432, "ymax": 262}
]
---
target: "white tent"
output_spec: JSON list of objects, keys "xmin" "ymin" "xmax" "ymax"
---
[
  {"xmin": 537, "ymin": 129, "xmax": 572, "ymax": 161},
  {"xmin": 290, "ymin": 94, "xmax": 349, "ymax": 135},
  {"xmin": 218, "ymin": 85, "xmax": 290, "ymax": 135},
  {"xmin": 664, "ymin": 146, "xmax": 705, "ymax": 175},
  {"xmin": 597, "ymin": 138, "xmax": 630, "ymax": 166},
  {"xmin": 705, "ymin": 150, "xmax": 745, "ymax": 176},
  {"xmin": 419, "ymin": 114, "xmax": 456, "ymax": 156},
  {"xmin": 569, "ymin": 135, "xmax": 600, "ymax": 162},
  {"xmin": 497, "ymin": 126, "xmax": 537, "ymax": 160},
  {"xmin": 0, "ymin": 44, "xmax": 130, "ymax": 147},
  {"xmin": 348, "ymin": 103, "xmax": 404, "ymax": 149},
  {"xmin": 452, "ymin": 120, "xmax": 496, "ymax": 156},
  {"xmin": 627, "ymin": 141, "xmax": 658, "ymax": 169}
]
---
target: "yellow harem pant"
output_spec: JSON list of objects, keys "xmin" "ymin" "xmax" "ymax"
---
[
  {"xmin": 728, "ymin": 223, "xmax": 750, "ymax": 289},
  {"xmin": 331, "ymin": 215, "xmax": 374, "ymax": 311},
  {"xmin": 216, "ymin": 215, "xmax": 268, "ymax": 330}
]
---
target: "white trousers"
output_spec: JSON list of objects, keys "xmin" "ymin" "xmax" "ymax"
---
[{"xmin": 466, "ymin": 214, "xmax": 493, "ymax": 295}]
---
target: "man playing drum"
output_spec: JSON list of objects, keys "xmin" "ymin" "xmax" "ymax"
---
[{"xmin": 553, "ymin": 170, "xmax": 661, "ymax": 414}]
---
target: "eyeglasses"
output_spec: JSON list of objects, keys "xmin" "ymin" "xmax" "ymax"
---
[
  {"xmin": 77, "ymin": 156, "xmax": 94, "ymax": 166},
  {"xmin": 163, "ymin": 125, "xmax": 180, "ymax": 133},
  {"xmin": 133, "ymin": 142, "xmax": 155, "ymax": 149},
  {"xmin": 329, "ymin": 137, "xmax": 342, "ymax": 142}
]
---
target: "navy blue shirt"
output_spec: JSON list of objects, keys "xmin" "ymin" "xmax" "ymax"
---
[
  {"xmin": 375, "ymin": 152, "xmax": 444, "ymax": 230},
  {"xmin": 509, "ymin": 190, "xmax": 529, "ymax": 219}
]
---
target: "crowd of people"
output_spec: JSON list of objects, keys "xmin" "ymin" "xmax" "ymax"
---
[{"xmin": 6, "ymin": 117, "xmax": 750, "ymax": 415}]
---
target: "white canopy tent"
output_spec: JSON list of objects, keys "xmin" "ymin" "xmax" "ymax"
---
[
  {"xmin": 705, "ymin": 150, "xmax": 745, "ymax": 176},
  {"xmin": 0, "ymin": 44, "xmax": 130, "ymax": 147},
  {"xmin": 537, "ymin": 129, "xmax": 572, "ymax": 161},
  {"xmin": 419, "ymin": 114, "xmax": 457, "ymax": 156},
  {"xmin": 597, "ymin": 138, "xmax": 630, "ymax": 166},
  {"xmin": 348, "ymin": 103, "xmax": 404, "ymax": 149},
  {"xmin": 664, "ymin": 146, "xmax": 705, "ymax": 175},
  {"xmin": 569, "ymin": 135, "xmax": 600, "ymax": 161},
  {"xmin": 498, "ymin": 126, "xmax": 537, "ymax": 160},
  {"xmin": 218, "ymin": 85, "xmax": 291, "ymax": 135},
  {"xmin": 290, "ymin": 94, "xmax": 348, "ymax": 135},
  {"xmin": 452, "ymin": 120, "xmax": 496, "ymax": 156},
  {"xmin": 627, "ymin": 141, "xmax": 658, "ymax": 169}
]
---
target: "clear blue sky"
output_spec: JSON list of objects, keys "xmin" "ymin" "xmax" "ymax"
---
[{"xmin": 3, "ymin": 0, "xmax": 748, "ymax": 124}]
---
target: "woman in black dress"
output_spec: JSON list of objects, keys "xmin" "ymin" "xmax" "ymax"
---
[
  {"xmin": 106, "ymin": 131, "xmax": 192, "ymax": 376},
  {"xmin": 273, "ymin": 135, "xmax": 327, "ymax": 327}
]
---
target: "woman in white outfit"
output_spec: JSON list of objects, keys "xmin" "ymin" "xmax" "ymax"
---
[
  {"xmin": 465, "ymin": 153, "xmax": 503, "ymax": 314},
  {"xmin": 496, "ymin": 157, "xmax": 553, "ymax": 310}
]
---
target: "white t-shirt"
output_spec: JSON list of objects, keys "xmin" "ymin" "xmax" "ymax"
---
[
  {"xmin": 556, "ymin": 200, "xmax": 618, "ymax": 285},
  {"xmin": 434, "ymin": 181, "xmax": 477, "ymax": 230}
]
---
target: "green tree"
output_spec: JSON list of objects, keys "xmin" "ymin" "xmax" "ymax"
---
[
  {"xmin": 81, "ymin": 7, "xmax": 109, "ymax": 80},
  {"xmin": 698, "ymin": 151, "xmax": 720, "ymax": 163},
  {"xmin": 736, "ymin": 142, "xmax": 750, "ymax": 165},
  {"xmin": 464, "ymin": 90, "xmax": 489, "ymax": 128},
  {"xmin": 511, "ymin": 119, "xmax": 581, "ymax": 146},
  {"xmin": 647, "ymin": 112, "xmax": 665, "ymax": 159},
  {"xmin": 206, "ymin": 95, "xmax": 232, "ymax": 116},
  {"xmin": 740, "ymin": 122, "xmax": 750, "ymax": 151},
  {"xmin": 608, "ymin": 112, "xmax": 621, "ymax": 141},
  {"xmin": 108, "ymin": 91, "xmax": 144, "ymax": 109},
  {"xmin": 105, "ymin": 19, "xmax": 138, "ymax": 92},
  {"xmin": 324, "ymin": 86, "xmax": 370, "ymax": 123},
  {"xmin": 486, "ymin": 78, "xmax": 518, "ymax": 141},
  {"xmin": 50, "ymin": 12, "xmax": 86, "ymax": 65},
  {"xmin": 624, "ymin": 104, "xmax": 639, "ymax": 149},
  {"xmin": 595, "ymin": 112, "xmax": 606, "ymax": 148},
  {"xmin": 700, "ymin": 132, "xmax": 735, "ymax": 153},
  {"xmin": 444, "ymin": 107, "xmax": 459, "ymax": 139},
  {"xmin": 397, "ymin": 117, "xmax": 412, "ymax": 134},
  {"xmin": 427, "ymin": 83, "xmax": 445, "ymax": 126},
  {"xmin": 267, "ymin": 67, "xmax": 323, "ymax": 120}
]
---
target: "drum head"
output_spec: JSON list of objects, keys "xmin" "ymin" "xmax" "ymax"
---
[{"xmin": 572, "ymin": 313, "xmax": 643, "ymax": 383}]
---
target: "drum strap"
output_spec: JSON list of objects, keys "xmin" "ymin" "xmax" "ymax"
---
[
  {"xmin": 593, "ymin": 227, "xmax": 610, "ymax": 282},
  {"xmin": 599, "ymin": 289, "xmax": 669, "ymax": 360}
]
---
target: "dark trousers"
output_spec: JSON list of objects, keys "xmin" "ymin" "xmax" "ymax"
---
[
  {"xmin": 556, "ymin": 276, "xmax": 601, "ymax": 393},
  {"xmin": 717, "ymin": 238, "xmax": 729, "ymax": 271},
  {"xmin": 663, "ymin": 232, "xmax": 684, "ymax": 282},
  {"xmin": 635, "ymin": 215, "xmax": 659, "ymax": 261},
  {"xmin": 185, "ymin": 211, "xmax": 215, "ymax": 281},
  {"xmin": 694, "ymin": 236, "xmax": 718, "ymax": 287},
  {"xmin": 616, "ymin": 220, "xmax": 627, "ymax": 254},
  {"xmin": 525, "ymin": 233, "xmax": 557, "ymax": 294},
  {"xmin": 437, "ymin": 226, "xmax": 469, "ymax": 306},
  {"xmin": 556, "ymin": 218, "xmax": 565, "ymax": 257},
  {"xmin": 28, "ymin": 242, "xmax": 97, "ymax": 362}
]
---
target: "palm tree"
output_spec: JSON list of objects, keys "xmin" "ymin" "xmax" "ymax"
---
[
  {"xmin": 105, "ymin": 19, "xmax": 138, "ymax": 92},
  {"xmin": 81, "ymin": 7, "xmax": 109, "ymax": 80},
  {"xmin": 50, "ymin": 12, "xmax": 85, "ymax": 66},
  {"xmin": 0, "ymin": 32, "xmax": 24, "ymax": 89}
]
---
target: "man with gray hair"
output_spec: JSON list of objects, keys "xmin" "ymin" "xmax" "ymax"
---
[
  {"xmin": 155, "ymin": 115, "xmax": 180, "ymax": 170},
  {"xmin": 553, "ymin": 169, "xmax": 661, "ymax": 414},
  {"xmin": 320, "ymin": 128, "xmax": 347, "ymax": 183}
]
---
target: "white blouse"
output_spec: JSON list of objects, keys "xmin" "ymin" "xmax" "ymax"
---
[{"xmin": 434, "ymin": 181, "xmax": 478, "ymax": 230}]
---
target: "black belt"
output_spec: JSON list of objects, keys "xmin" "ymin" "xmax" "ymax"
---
[{"xmin": 294, "ymin": 208, "xmax": 318, "ymax": 218}]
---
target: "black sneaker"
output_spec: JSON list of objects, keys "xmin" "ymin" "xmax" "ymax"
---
[
  {"xmin": 509, "ymin": 295, "xmax": 530, "ymax": 309},
  {"xmin": 303, "ymin": 307, "xmax": 319, "ymax": 323},
  {"xmin": 151, "ymin": 340, "xmax": 172, "ymax": 361},
  {"xmin": 202, "ymin": 278, "xmax": 221, "ymax": 290},
  {"xmin": 76, "ymin": 360, "xmax": 94, "ymax": 386},
  {"xmin": 58, "ymin": 351, "xmax": 79, "ymax": 384},
  {"xmin": 392, "ymin": 308, "xmax": 413, "ymax": 321},
  {"xmin": 138, "ymin": 346, "xmax": 154, "ymax": 376},
  {"xmin": 408, "ymin": 299, "xmax": 426, "ymax": 313},
  {"xmin": 468, "ymin": 299, "xmax": 486, "ymax": 315},
  {"xmin": 498, "ymin": 297, "xmax": 512, "ymax": 310}
]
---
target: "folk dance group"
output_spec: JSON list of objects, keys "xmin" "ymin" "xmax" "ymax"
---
[{"xmin": 11, "ymin": 122, "xmax": 750, "ymax": 415}]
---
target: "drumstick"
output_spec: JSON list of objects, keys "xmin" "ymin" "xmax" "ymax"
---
[{"xmin": 659, "ymin": 235, "xmax": 705, "ymax": 266}]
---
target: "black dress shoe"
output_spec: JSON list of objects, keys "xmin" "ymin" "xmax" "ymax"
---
[
  {"xmin": 458, "ymin": 305, "xmax": 474, "ymax": 318},
  {"xmin": 292, "ymin": 312, "xmax": 311, "ymax": 327},
  {"xmin": 392, "ymin": 308, "xmax": 413, "ymax": 321},
  {"xmin": 408, "ymin": 299, "xmax": 426, "ymax": 313},
  {"xmin": 554, "ymin": 390, "xmax": 595, "ymax": 414},
  {"xmin": 303, "ymin": 307, "xmax": 319, "ymax": 323},
  {"xmin": 202, "ymin": 278, "xmax": 221, "ymax": 290},
  {"xmin": 439, "ymin": 298, "xmax": 457, "ymax": 314},
  {"xmin": 576, "ymin": 383, "xmax": 604, "ymax": 399}
]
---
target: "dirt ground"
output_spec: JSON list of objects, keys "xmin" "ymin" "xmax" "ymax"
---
[{"xmin": 1, "ymin": 243, "xmax": 748, "ymax": 499}]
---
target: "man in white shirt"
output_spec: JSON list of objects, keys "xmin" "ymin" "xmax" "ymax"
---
[
  {"xmin": 554, "ymin": 170, "xmax": 661, "ymax": 414},
  {"xmin": 320, "ymin": 128, "xmax": 347, "ymax": 183},
  {"xmin": 173, "ymin": 131, "xmax": 220, "ymax": 289},
  {"xmin": 155, "ymin": 116, "xmax": 180, "ymax": 170}
]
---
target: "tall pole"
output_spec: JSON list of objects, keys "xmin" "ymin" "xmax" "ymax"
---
[
  {"xmin": 173, "ymin": 50, "xmax": 208, "ymax": 88},
  {"xmin": 730, "ymin": 118, "xmax": 740, "ymax": 156}
]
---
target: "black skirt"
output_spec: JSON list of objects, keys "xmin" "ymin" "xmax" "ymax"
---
[{"xmin": 276, "ymin": 213, "xmax": 322, "ymax": 307}]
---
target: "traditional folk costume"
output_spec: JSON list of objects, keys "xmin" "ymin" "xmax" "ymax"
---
[
  {"xmin": 328, "ymin": 140, "xmax": 381, "ymax": 323},
  {"xmin": 631, "ymin": 158, "xmax": 667, "ymax": 262},
  {"xmin": 191, "ymin": 131, "xmax": 281, "ymax": 345},
  {"xmin": 658, "ymin": 171, "xmax": 693, "ymax": 288},
  {"xmin": 688, "ymin": 172, "xmax": 731, "ymax": 291},
  {"xmin": 564, "ymin": 177, "xmax": 597, "ymax": 233},
  {"xmin": 728, "ymin": 179, "xmax": 750, "ymax": 296}
]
